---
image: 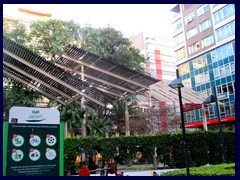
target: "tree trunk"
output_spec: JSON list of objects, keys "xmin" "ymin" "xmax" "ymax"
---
[
  {"xmin": 145, "ymin": 159, "xmax": 148, "ymax": 170},
  {"xmin": 81, "ymin": 65, "xmax": 86, "ymax": 137},
  {"xmin": 124, "ymin": 99, "xmax": 130, "ymax": 136},
  {"xmin": 153, "ymin": 147, "xmax": 158, "ymax": 170},
  {"xmin": 64, "ymin": 122, "xmax": 68, "ymax": 138}
]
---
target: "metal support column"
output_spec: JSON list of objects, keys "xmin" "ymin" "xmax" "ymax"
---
[{"xmin": 81, "ymin": 65, "xmax": 86, "ymax": 137}]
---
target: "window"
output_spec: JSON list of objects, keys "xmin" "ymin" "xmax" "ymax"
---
[
  {"xmin": 205, "ymin": 106, "xmax": 215, "ymax": 119},
  {"xmin": 182, "ymin": 78, "xmax": 192, "ymax": 88},
  {"xmin": 195, "ymin": 74, "xmax": 201, "ymax": 86},
  {"xmin": 211, "ymin": 50, "xmax": 217, "ymax": 62},
  {"xmin": 209, "ymin": 106, "xmax": 215, "ymax": 118},
  {"xmin": 179, "ymin": 63, "xmax": 190, "ymax": 76},
  {"xmin": 213, "ymin": 68, "xmax": 220, "ymax": 78},
  {"xmin": 219, "ymin": 66, "xmax": 225, "ymax": 77},
  {"xmin": 220, "ymin": 105, "xmax": 226, "ymax": 116},
  {"xmin": 230, "ymin": 101, "xmax": 235, "ymax": 114},
  {"xmin": 225, "ymin": 64, "xmax": 230, "ymax": 76},
  {"xmin": 173, "ymin": 18, "xmax": 182, "ymax": 31},
  {"xmin": 224, "ymin": 102, "xmax": 231, "ymax": 115},
  {"xmin": 149, "ymin": 63, "xmax": 156, "ymax": 70},
  {"xmin": 211, "ymin": 4, "xmax": 219, "ymax": 8},
  {"xmin": 197, "ymin": 4, "xmax": 209, "ymax": 17},
  {"xmin": 213, "ymin": 4, "xmax": 235, "ymax": 24},
  {"xmin": 221, "ymin": 45, "xmax": 228, "ymax": 59},
  {"xmin": 199, "ymin": 19, "xmax": 212, "ymax": 32},
  {"xmin": 216, "ymin": 21, "xmax": 235, "ymax": 41},
  {"xmin": 217, "ymin": 64, "xmax": 231, "ymax": 78},
  {"xmin": 204, "ymin": 72, "xmax": 210, "ymax": 82},
  {"xmin": 199, "ymin": 108, "xmax": 203, "ymax": 119},
  {"xmin": 230, "ymin": 62, "xmax": 235, "ymax": 73},
  {"xmin": 174, "ymin": 32, "xmax": 184, "ymax": 45},
  {"xmin": 176, "ymin": 47, "xmax": 186, "ymax": 60},
  {"xmin": 206, "ymin": 88, "xmax": 212, "ymax": 96},
  {"xmin": 217, "ymin": 83, "xmax": 235, "ymax": 95},
  {"xmin": 183, "ymin": 111, "xmax": 196, "ymax": 123},
  {"xmin": 184, "ymin": 112, "xmax": 191, "ymax": 124},
  {"xmin": 222, "ymin": 84, "xmax": 227, "ymax": 93},
  {"xmin": 185, "ymin": 11, "xmax": 196, "ymax": 24},
  {"xmin": 146, "ymin": 44, "xmax": 154, "ymax": 52},
  {"xmin": 188, "ymin": 41, "xmax": 200, "ymax": 55},
  {"xmin": 201, "ymin": 35, "xmax": 214, "ymax": 48},
  {"xmin": 193, "ymin": 55, "xmax": 207, "ymax": 70},
  {"xmin": 190, "ymin": 111, "xmax": 196, "ymax": 121},
  {"xmin": 149, "ymin": 68, "xmax": 156, "ymax": 74},
  {"xmin": 215, "ymin": 47, "xmax": 223, "ymax": 61},
  {"xmin": 217, "ymin": 86, "xmax": 222, "ymax": 94},
  {"xmin": 227, "ymin": 43, "xmax": 234, "ymax": 56},
  {"xmin": 195, "ymin": 72, "xmax": 210, "ymax": 85},
  {"xmin": 187, "ymin": 26, "xmax": 198, "ymax": 39},
  {"xmin": 228, "ymin": 83, "xmax": 234, "ymax": 94}
]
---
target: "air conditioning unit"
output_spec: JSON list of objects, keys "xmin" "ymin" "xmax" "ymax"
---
[{"xmin": 187, "ymin": 19, "xmax": 192, "ymax": 24}]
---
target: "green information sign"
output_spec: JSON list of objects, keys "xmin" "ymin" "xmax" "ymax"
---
[{"xmin": 3, "ymin": 106, "xmax": 64, "ymax": 176}]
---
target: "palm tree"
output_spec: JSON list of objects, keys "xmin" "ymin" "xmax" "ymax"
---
[
  {"xmin": 60, "ymin": 103, "xmax": 86, "ymax": 137},
  {"xmin": 109, "ymin": 99, "xmax": 138, "ymax": 135},
  {"xmin": 86, "ymin": 112, "xmax": 112, "ymax": 137}
]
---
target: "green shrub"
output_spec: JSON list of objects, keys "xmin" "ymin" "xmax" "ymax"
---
[
  {"xmin": 64, "ymin": 131, "xmax": 235, "ymax": 174},
  {"xmin": 160, "ymin": 163, "xmax": 235, "ymax": 176}
]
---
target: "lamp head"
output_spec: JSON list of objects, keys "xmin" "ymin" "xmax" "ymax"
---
[
  {"xmin": 169, "ymin": 78, "xmax": 184, "ymax": 89},
  {"xmin": 203, "ymin": 95, "xmax": 216, "ymax": 104}
]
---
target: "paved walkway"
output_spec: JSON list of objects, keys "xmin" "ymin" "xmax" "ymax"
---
[{"xmin": 90, "ymin": 169, "xmax": 178, "ymax": 176}]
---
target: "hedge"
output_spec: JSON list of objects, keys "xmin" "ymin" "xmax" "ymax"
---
[
  {"xmin": 160, "ymin": 163, "xmax": 235, "ymax": 176},
  {"xmin": 64, "ymin": 131, "xmax": 235, "ymax": 175}
]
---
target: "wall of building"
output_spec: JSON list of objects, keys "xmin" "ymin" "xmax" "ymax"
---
[
  {"xmin": 3, "ymin": 4, "xmax": 52, "ymax": 31},
  {"xmin": 129, "ymin": 33, "xmax": 177, "ymax": 133},
  {"xmin": 170, "ymin": 4, "xmax": 235, "ymax": 129}
]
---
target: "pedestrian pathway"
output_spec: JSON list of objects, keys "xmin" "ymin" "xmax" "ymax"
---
[{"xmin": 90, "ymin": 169, "xmax": 178, "ymax": 176}]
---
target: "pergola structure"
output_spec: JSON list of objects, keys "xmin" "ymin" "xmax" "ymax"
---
[
  {"xmin": 3, "ymin": 36, "xmax": 209, "ymax": 134},
  {"xmin": 3, "ymin": 36, "xmax": 158, "ymax": 106},
  {"xmin": 54, "ymin": 44, "xmax": 159, "ymax": 105},
  {"xmin": 148, "ymin": 81, "xmax": 208, "ymax": 104},
  {"xmin": 3, "ymin": 36, "xmax": 158, "ymax": 136}
]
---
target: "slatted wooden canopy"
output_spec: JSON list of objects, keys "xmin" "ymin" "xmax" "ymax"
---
[
  {"xmin": 3, "ymin": 36, "xmax": 159, "ymax": 111},
  {"xmin": 148, "ymin": 81, "xmax": 208, "ymax": 105}
]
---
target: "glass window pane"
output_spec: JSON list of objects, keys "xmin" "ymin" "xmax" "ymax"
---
[
  {"xmin": 222, "ymin": 84, "xmax": 227, "ymax": 93},
  {"xmin": 225, "ymin": 103, "xmax": 230, "ymax": 115},
  {"xmin": 225, "ymin": 64, "xmax": 230, "ymax": 76},
  {"xmin": 231, "ymin": 102, "xmax": 235, "ymax": 114},
  {"xmin": 214, "ymin": 68, "xmax": 220, "ymax": 78},
  {"xmin": 230, "ymin": 62, "xmax": 235, "ymax": 73},
  {"xmin": 220, "ymin": 106, "xmax": 225, "ymax": 116},
  {"xmin": 211, "ymin": 50, "xmax": 217, "ymax": 62},
  {"xmin": 214, "ymin": 4, "xmax": 235, "ymax": 24},
  {"xmin": 217, "ymin": 86, "xmax": 222, "ymax": 94},
  {"xmin": 205, "ymin": 108, "xmax": 209, "ymax": 118},
  {"xmin": 228, "ymin": 83, "xmax": 234, "ymax": 94},
  {"xmin": 220, "ymin": 67, "xmax": 225, "ymax": 77},
  {"xmin": 216, "ymin": 21, "xmax": 235, "ymax": 41},
  {"xmin": 209, "ymin": 106, "xmax": 215, "ymax": 118}
]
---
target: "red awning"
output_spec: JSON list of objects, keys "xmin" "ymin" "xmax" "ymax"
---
[{"xmin": 185, "ymin": 116, "xmax": 235, "ymax": 128}]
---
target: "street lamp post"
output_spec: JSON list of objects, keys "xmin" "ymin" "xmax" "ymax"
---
[
  {"xmin": 169, "ymin": 71, "xmax": 190, "ymax": 176},
  {"xmin": 203, "ymin": 88, "xmax": 227, "ymax": 163}
]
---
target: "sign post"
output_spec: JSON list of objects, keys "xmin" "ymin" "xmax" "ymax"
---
[{"xmin": 3, "ymin": 106, "xmax": 63, "ymax": 176}]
